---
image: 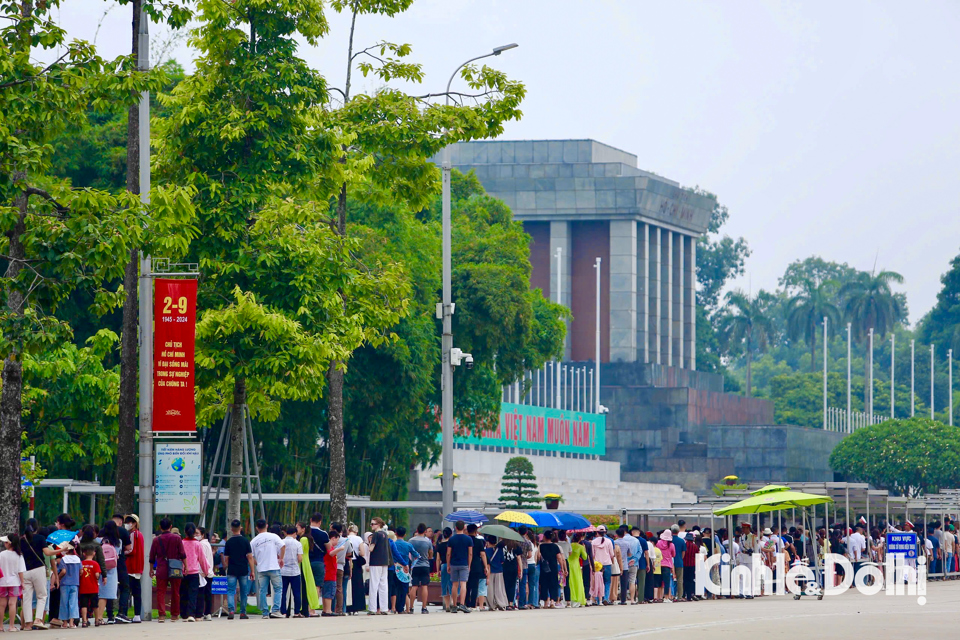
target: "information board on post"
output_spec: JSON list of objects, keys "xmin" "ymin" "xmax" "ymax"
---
[
  {"xmin": 453, "ymin": 402, "xmax": 606, "ymax": 456},
  {"xmin": 153, "ymin": 278, "xmax": 198, "ymax": 432},
  {"xmin": 210, "ymin": 576, "xmax": 229, "ymax": 595},
  {"xmin": 886, "ymin": 532, "xmax": 917, "ymax": 559},
  {"xmin": 155, "ymin": 442, "xmax": 202, "ymax": 514}
]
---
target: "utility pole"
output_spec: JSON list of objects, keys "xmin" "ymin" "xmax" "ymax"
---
[
  {"xmin": 135, "ymin": 6, "xmax": 153, "ymax": 622},
  {"xmin": 911, "ymin": 339, "xmax": 915, "ymax": 417}
]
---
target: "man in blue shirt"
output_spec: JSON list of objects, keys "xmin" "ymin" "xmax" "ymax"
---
[
  {"xmin": 630, "ymin": 527, "xmax": 651, "ymax": 603},
  {"xmin": 446, "ymin": 521, "xmax": 474, "ymax": 613},
  {"xmin": 389, "ymin": 526, "xmax": 419, "ymax": 614}
]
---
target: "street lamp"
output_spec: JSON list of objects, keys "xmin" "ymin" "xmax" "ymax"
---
[{"xmin": 440, "ymin": 44, "xmax": 518, "ymax": 519}]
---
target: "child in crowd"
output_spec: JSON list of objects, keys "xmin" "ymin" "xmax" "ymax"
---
[
  {"xmin": 0, "ymin": 534, "xmax": 26, "ymax": 632},
  {"xmin": 280, "ymin": 525, "xmax": 303, "ymax": 618},
  {"xmin": 321, "ymin": 532, "xmax": 340, "ymax": 617},
  {"xmin": 79, "ymin": 546, "xmax": 102, "ymax": 627},
  {"xmin": 57, "ymin": 543, "xmax": 81, "ymax": 629},
  {"xmin": 590, "ymin": 560, "xmax": 604, "ymax": 603}
]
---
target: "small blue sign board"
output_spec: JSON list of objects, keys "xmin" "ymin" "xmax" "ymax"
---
[
  {"xmin": 210, "ymin": 577, "xmax": 229, "ymax": 595},
  {"xmin": 886, "ymin": 532, "xmax": 917, "ymax": 558}
]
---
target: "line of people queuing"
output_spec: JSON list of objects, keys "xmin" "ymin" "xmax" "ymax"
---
[{"xmin": 3, "ymin": 511, "xmax": 956, "ymax": 630}]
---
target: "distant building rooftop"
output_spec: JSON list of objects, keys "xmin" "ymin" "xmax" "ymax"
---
[{"xmin": 436, "ymin": 139, "xmax": 714, "ymax": 234}]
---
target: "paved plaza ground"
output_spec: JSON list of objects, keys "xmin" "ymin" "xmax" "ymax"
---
[{"xmin": 39, "ymin": 581, "xmax": 960, "ymax": 639}]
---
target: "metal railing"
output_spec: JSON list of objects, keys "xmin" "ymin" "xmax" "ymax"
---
[{"xmin": 825, "ymin": 406, "xmax": 885, "ymax": 433}]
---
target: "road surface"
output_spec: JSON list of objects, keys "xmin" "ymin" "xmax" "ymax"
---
[{"xmin": 40, "ymin": 581, "xmax": 959, "ymax": 639}]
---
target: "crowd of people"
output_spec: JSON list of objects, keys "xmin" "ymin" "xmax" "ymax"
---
[{"xmin": 0, "ymin": 510, "xmax": 955, "ymax": 630}]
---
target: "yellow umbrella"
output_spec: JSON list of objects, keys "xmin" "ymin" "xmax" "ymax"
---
[{"xmin": 495, "ymin": 510, "xmax": 538, "ymax": 526}]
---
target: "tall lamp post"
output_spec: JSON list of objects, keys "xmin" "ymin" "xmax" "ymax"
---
[
  {"xmin": 440, "ymin": 43, "xmax": 518, "ymax": 519},
  {"xmin": 136, "ymin": 7, "xmax": 154, "ymax": 620}
]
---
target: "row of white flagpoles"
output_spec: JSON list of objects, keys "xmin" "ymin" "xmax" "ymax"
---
[
  {"xmin": 821, "ymin": 318, "xmax": 954, "ymax": 430},
  {"xmin": 502, "ymin": 361, "xmax": 599, "ymax": 414}
]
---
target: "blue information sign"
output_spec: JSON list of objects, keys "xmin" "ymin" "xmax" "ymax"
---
[
  {"xmin": 886, "ymin": 532, "xmax": 917, "ymax": 558},
  {"xmin": 210, "ymin": 577, "xmax": 229, "ymax": 595}
]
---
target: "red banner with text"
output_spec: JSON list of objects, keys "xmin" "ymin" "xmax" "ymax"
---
[{"xmin": 153, "ymin": 279, "xmax": 197, "ymax": 432}]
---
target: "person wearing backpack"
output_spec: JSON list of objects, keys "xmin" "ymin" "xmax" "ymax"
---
[
  {"xmin": 149, "ymin": 518, "xmax": 187, "ymax": 622},
  {"xmin": 98, "ymin": 520, "xmax": 122, "ymax": 624}
]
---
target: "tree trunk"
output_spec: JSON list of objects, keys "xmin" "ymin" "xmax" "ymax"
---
[
  {"xmin": 114, "ymin": 0, "xmax": 142, "ymax": 516},
  {"xmin": 226, "ymin": 378, "xmax": 246, "ymax": 530},
  {"xmin": 326, "ymin": 176, "xmax": 349, "ymax": 524},
  {"xmin": 746, "ymin": 350, "xmax": 752, "ymax": 398},
  {"xmin": 0, "ymin": 173, "xmax": 28, "ymax": 532},
  {"xmin": 327, "ymin": 362, "xmax": 347, "ymax": 524}
]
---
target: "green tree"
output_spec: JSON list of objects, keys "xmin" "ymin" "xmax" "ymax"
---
[
  {"xmin": 841, "ymin": 269, "xmax": 905, "ymax": 418},
  {"xmin": 318, "ymin": 0, "xmax": 525, "ymax": 523},
  {"xmin": 829, "ymin": 417, "xmax": 960, "ymax": 496},
  {"xmin": 250, "ymin": 171, "xmax": 565, "ymax": 512},
  {"xmin": 919, "ymin": 248, "xmax": 960, "ymax": 354},
  {"xmin": 499, "ymin": 456, "xmax": 541, "ymax": 509},
  {"xmin": 784, "ymin": 278, "xmax": 841, "ymax": 373},
  {"xmin": 155, "ymin": 0, "xmax": 408, "ymax": 526},
  {"xmin": 0, "ymin": 1, "xmax": 194, "ymax": 531},
  {"xmin": 720, "ymin": 290, "xmax": 775, "ymax": 397},
  {"xmin": 779, "ymin": 256, "xmax": 860, "ymax": 291},
  {"xmin": 695, "ymin": 198, "xmax": 750, "ymax": 315}
]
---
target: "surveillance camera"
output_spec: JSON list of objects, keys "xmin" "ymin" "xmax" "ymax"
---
[{"xmin": 450, "ymin": 348, "xmax": 474, "ymax": 368}]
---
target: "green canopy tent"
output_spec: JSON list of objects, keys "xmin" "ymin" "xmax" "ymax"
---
[{"xmin": 713, "ymin": 485, "xmax": 834, "ymax": 599}]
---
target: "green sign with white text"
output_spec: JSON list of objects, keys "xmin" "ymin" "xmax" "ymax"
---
[{"xmin": 454, "ymin": 402, "xmax": 605, "ymax": 456}]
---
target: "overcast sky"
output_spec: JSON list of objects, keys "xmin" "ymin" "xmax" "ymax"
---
[{"xmin": 56, "ymin": 0, "xmax": 960, "ymax": 325}]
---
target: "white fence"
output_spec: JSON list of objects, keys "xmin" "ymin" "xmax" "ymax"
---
[
  {"xmin": 825, "ymin": 406, "xmax": 885, "ymax": 433},
  {"xmin": 502, "ymin": 361, "xmax": 598, "ymax": 413}
]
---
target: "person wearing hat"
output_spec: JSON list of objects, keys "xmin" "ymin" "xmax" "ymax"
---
[
  {"xmin": 56, "ymin": 541, "xmax": 82, "ymax": 628},
  {"xmin": 654, "ymin": 530, "xmax": 676, "ymax": 602},
  {"xmin": 735, "ymin": 523, "xmax": 755, "ymax": 598},
  {"xmin": 590, "ymin": 525, "xmax": 615, "ymax": 604}
]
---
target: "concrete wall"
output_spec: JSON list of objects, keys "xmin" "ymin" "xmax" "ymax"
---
[
  {"xmin": 602, "ymin": 362, "xmax": 724, "ymax": 392},
  {"xmin": 706, "ymin": 425, "xmax": 845, "ymax": 483}
]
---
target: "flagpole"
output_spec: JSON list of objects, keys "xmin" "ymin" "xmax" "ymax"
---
[
  {"xmin": 822, "ymin": 316, "xmax": 828, "ymax": 430},
  {"xmin": 890, "ymin": 333, "xmax": 895, "ymax": 419},
  {"xmin": 868, "ymin": 328, "xmax": 874, "ymax": 423},
  {"xmin": 931, "ymin": 344, "xmax": 935, "ymax": 420},
  {"xmin": 847, "ymin": 323, "xmax": 851, "ymax": 432}
]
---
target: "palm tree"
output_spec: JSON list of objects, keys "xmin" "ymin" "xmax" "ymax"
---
[
  {"xmin": 840, "ymin": 269, "xmax": 905, "ymax": 414},
  {"xmin": 785, "ymin": 278, "xmax": 841, "ymax": 372},
  {"xmin": 720, "ymin": 289, "xmax": 776, "ymax": 397}
]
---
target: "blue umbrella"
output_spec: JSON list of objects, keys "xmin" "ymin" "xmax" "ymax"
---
[
  {"xmin": 553, "ymin": 512, "xmax": 591, "ymax": 530},
  {"xmin": 443, "ymin": 510, "xmax": 488, "ymax": 525},
  {"xmin": 525, "ymin": 511, "xmax": 565, "ymax": 528},
  {"xmin": 46, "ymin": 530, "xmax": 77, "ymax": 546}
]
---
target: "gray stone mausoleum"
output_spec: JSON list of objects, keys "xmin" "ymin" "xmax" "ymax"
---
[{"xmin": 438, "ymin": 139, "xmax": 843, "ymax": 491}]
